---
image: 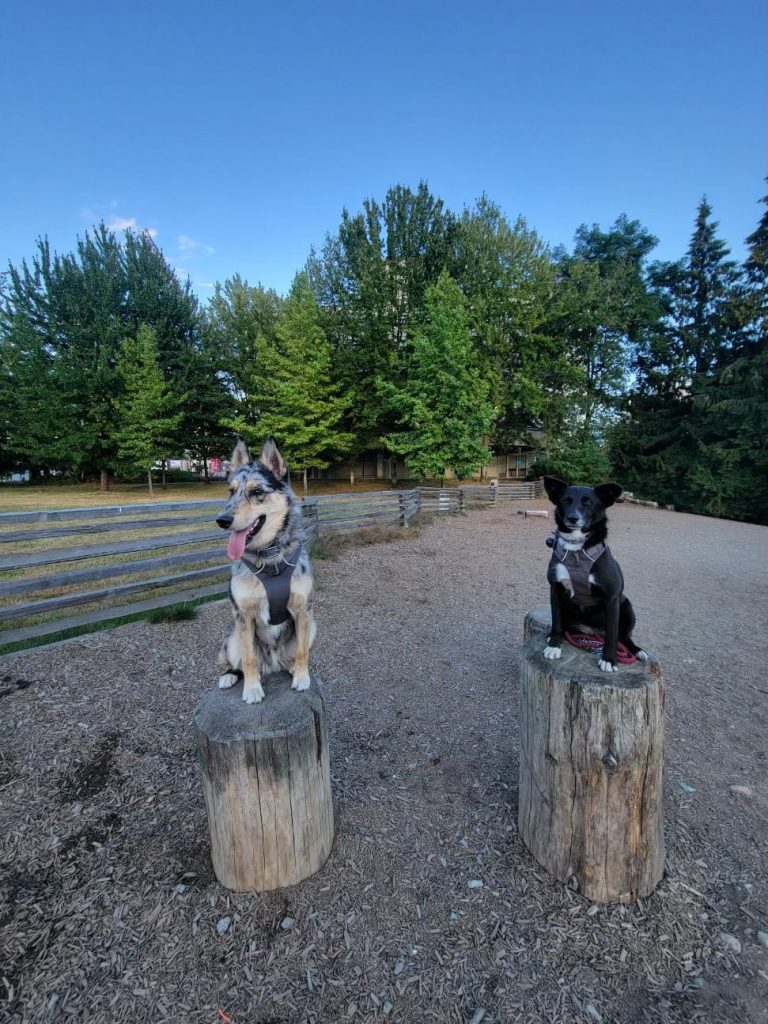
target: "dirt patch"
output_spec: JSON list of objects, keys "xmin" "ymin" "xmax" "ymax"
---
[{"xmin": 0, "ymin": 503, "xmax": 766, "ymax": 1024}]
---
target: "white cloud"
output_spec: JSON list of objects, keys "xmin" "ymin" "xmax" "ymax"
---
[
  {"xmin": 178, "ymin": 234, "xmax": 215, "ymax": 255},
  {"xmin": 108, "ymin": 216, "xmax": 138, "ymax": 231},
  {"xmin": 106, "ymin": 216, "xmax": 158, "ymax": 239}
]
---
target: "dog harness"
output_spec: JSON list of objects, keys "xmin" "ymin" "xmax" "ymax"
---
[
  {"xmin": 241, "ymin": 545, "xmax": 302, "ymax": 625},
  {"xmin": 548, "ymin": 536, "xmax": 607, "ymax": 607}
]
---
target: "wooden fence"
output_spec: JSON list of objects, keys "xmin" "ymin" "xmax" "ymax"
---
[{"xmin": 0, "ymin": 480, "xmax": 541, "ymax": 649}]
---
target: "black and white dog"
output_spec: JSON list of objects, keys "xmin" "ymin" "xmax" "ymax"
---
[{"xmin": 542, "ymin": 476, "xmax": 648, "ymax": 673}]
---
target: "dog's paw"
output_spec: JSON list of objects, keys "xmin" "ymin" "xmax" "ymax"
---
[
  {"xmin": 242, "ymin": 683, "xmax": 265, "ymax": 704},
  {"xmin": 543, "ymin": 645, "xmax": 562, "ymax": 660},
  {"xmin": 597, "ymin": 659, "xmax": 619, "ymax": 673},
  {"xmin": 218, "ymin": 672, "xmax": 238, "ymax": 689},
  {"xmin": 636, "ymin": 649, "xmax": 648, "ymax": 662},
  {"xmin": 291, "ymin": 672, "xmax": 311, "ymax": 692}
]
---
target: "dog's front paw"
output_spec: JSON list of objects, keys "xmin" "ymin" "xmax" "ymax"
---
[
  {"xmin": 291, "ymin": 672, "xmax": 311, "ymax": 692},
  {"xmin": 597, "ymin": 658, "xmax": 619, "ymax": 673},
  {"xmin": 218, "ymin": 672, "xmax": 238, "ymax": 689},
  {"xmin": 636, "ymin": 649, "xmax": 648, "ymax": 662},
  {"xmin": 543, "ymin": 645, "xmax": 562, "ymax": 660},
  {"xmin": 242, "ymin": 682, "xmax": 265, "ymax": 704}
]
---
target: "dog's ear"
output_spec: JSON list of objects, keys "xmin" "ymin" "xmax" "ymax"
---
[
  {"xmin": 543, "ymin": 476, "xmax": 568, "ymax": 505},
  {"xmin": 229, "ymin": 437, "xmax": 252, "ymax": 475},
  {"xmin": 259, "ymin": 437, "xmax": 289, "ymax": 480},
  {"xmin": 595, "ymin": 482, "xmax": 622, "ymax": 508}
]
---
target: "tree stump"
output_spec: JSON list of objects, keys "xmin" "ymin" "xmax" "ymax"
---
[
  {"xmin": 518, "ymin": 605, "xmax": 665, "ymax": 902},
  {"xmin": 194, "ymin": 672, "xmax": 334, "ymax": 892}
]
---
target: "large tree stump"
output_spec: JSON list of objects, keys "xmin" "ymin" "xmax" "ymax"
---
[
  {"xmin": 194, "ymin": 672, "xmax": 334, "ymax": 891},
  {"xmin": 518, "ymin": 605, "xmax": 665, "ymax": 902}
]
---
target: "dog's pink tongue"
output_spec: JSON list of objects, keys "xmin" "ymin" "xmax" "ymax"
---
[{"xmin": 227, "ymin": 528, "xmax": 250, "ymax": 561}]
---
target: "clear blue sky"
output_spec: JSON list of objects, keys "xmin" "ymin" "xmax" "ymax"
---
[{"xmin": 1, "ymin": 0, "xmax": 764, "ymax": 297}]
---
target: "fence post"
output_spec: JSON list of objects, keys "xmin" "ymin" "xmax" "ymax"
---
[
  {"xmin": 490, "ymin": 480, "xmax": 498, "ymax": 505},
  {"xmin": 399, "ymin": 491, "xmax": 407, "ymax": 528},
  {"xmin": 458, "ymin": 488, "xmax": 465, "ymax": 514}
]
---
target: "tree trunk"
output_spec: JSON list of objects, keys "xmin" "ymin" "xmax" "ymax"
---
[
  {"xmin": 193, "ymin": 672, "xmax": 334, "ymax": 891},
  {"xmin": 518, "ymin": 605, "xmax": 665, "ymax": 903},
  {"xmin": 303, "ymin": 467, "xmax": 308, "ymax": 495},
  {"xmin": 147, "ymin": 469, "xmax": 153, "ymax": 496},
  {"xmin": 350, "ymin": 469, "xmax": 355, "ymax": 485},
  {"xmin": 161, "ymin": 460, "xmax": 167, "ymax": 488},
  {"xmin": 100, "ymin": 468, "xmax": 110, "ymax": 492},
  {"xmin": 202, "ymin": 451, "xmax": 210, "ymax": 484}
]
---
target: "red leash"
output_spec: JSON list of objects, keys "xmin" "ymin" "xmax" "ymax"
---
[{"xmin": 564, "ymin": 631, "xmax": 637, "ymax": 665}]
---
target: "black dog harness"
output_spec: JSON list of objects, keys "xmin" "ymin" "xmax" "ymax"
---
[
  {"xmin": 241, "ymin": 545, "xmax": 302, "ymax": 625},
  {"xmin": 548, "ymin": 536, "xmax": 606, "ymax": 607}
]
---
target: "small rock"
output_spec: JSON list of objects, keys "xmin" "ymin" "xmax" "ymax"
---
[
  {"xmin": 383, "ymin": 1002, "xmax": 393, "ymax": 1016},
  {"xmin": 469, "ymin": 1011, "xmax": 486, "ymax": 1024},
  {"xmin": 729, "ymin": 785, "xmax": 753, "ymax": 798},
  {"xmin": 280, "ymin": 916, "xmax": 296, "ymax": 930},
  {"xmin": 692, "ymin": 977, "xmax": 705, "ymax": 988},
  {"xmin": 757, "ymin": 931, "xmax": 768, "ymax": 947},
  {"xmin": 174, "ymin": 883, "xmax": 188, "ymax": 894},
  {"xmin": 216, "ymin": 916, "xmax": 231, "ymax": 934},
  {"xmin": 720, "ymin": 933, "xmax": 741, "ymax": 954},
  {"xmin": 393, "ymin": 959, "xmax": 405, "ymax": 975},
  {"xmin": 587, "ymin": 904, "xmax": 599, "ymax": 916},
  {"xmin": 450, "ymin": 912, "xmax": 459, "ymax": 921},
  {"xmin": 468, "ymin": 879, "xmax": 483, "ymax": 889},
  {"xmin": 679, "ymin": 782, "xmax": 696, "ymax": 793}
]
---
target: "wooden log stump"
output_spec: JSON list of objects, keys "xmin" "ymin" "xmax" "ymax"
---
[
  {"xmin": 194, "ymin": 672, "xmax": 334, "ymax": 892},
  {"xmin": 518, "ymin": 605, "xmax": 665, "ymax": 903}
]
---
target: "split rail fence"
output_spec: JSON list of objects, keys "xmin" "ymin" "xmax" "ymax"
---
[{"xmin": 0, "ymin": 480, "xmax": 541, "ymax": 649}]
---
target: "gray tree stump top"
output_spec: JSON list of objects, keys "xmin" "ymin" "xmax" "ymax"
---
[{"xmin": 194, "ymin": 672, "xmax": 326, "ymax": 744}]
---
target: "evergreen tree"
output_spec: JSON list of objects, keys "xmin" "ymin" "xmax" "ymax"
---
[
  {"xmin": 115, "ymin": 325, "xmax": 185, "ymax": 494},
  {"xmin": 382, "ymin": 272, "xmax": 495, "ymax": 481},
  {"xmin": 228, "ymin": 275, "xmax": 353, "ymax": 493}
]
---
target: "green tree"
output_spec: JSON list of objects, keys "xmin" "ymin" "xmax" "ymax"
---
[
  {"xmin": 382, "ymin": 272, "xmax": 495, "ymax": 481},
  {"xmin": 229, "ymin": 275, "xmax": 354, "ymax": 493},
  {"xmin": 115, "ymin": 325, "xmax": 185, "ymax": 494}
]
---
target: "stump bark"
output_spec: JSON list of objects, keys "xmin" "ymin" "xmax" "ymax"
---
[
  {"xmin": 518, "ymin": 605, "xmax": 665, "ymax": 902},
  {"xmin": 194, "ymin": 672, "xmax": 334, "ymax": 891}
]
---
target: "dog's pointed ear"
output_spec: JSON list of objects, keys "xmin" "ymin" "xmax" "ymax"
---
[
  {"xmin": 260, "ymin": 436, "xmax": 289, "ymax": 480},
  {"xmin": 229, "ymin": 437, "xmax": 252, "ymax": 476},
  {"xmin": 543, "ymin": 476, "xmax": 568, "ymax": 505},
  {"xmin": 595, "ymin": 482, "xmax": 622, "ymax": 508}
]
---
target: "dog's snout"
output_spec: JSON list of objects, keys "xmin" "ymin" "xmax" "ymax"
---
[
  {"xmin": 566, "ymin": 514, "xmax": 580, "ymax": 525},
  {"xmin": 216, "ymin": 513, "xmax": 234, "ymax": 529}
]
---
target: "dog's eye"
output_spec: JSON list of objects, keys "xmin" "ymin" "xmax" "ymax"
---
[{"xmin": 583, "ymin": 498, "xmax": 592, "ymax": 507}]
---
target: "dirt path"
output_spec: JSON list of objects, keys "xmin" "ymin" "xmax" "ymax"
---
[{"xmin": 1, "ymin": 502, "xmax": 766, "ymax": 1024}]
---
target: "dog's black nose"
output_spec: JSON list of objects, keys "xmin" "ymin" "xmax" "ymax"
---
[
  {"xmin": 566, "ymin": 515, "xmax": 580, "ymax": 525},
  {"xmin": 216, "ymin": 513, "xmax": 233, "ymax": 529}
]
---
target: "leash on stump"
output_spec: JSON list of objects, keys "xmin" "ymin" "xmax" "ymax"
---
[{"xmin": 564, "ymin": 631, "xmax": 637, "ymax": 665}]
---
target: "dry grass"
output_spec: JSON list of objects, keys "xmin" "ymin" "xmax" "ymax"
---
[{"xmin": 0, "ymin": 504, "xmax": 766, "ymax": 1024}]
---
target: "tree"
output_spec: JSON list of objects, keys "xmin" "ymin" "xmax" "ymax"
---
[
  {"xmin": 0, "ymin": 224, "xmax": 207, "ymax": 486},
  {"xmin": 382, "ymin": 272, "xmax": 495, "ymax": 481},
  {"xmin": 228, "ymin": 275, "xmax": 354, "ymax": 493},
  {"xmin": 115, "ymin": 325, "xmax": 185, "ymax": 494},
  {"xmin": 308, "ymin": 182, "xmax": 457, "ymax": 453}
]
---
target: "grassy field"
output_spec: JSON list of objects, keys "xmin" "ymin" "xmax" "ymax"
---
[{"xmin": 0, "ymin": 478, "xmax": 399, "ymax": 512}]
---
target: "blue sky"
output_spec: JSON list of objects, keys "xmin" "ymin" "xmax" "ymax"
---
[{"xmin": 1, "ymin": 0, "xmax": 764, "ymax": 298}]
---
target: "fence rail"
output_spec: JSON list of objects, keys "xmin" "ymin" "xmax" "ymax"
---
[{"xmin": 0, "ymin": 480, "xmax": 542, "ymax": 649}]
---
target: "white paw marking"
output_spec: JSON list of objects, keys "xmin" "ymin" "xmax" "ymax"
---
[
  {"xmin": 598, "ymin": 659, "xmax": 619, "ymax": 673},
  {"xmin": 636, "ymin": 650, "xmax": 648, "ymax": 661},
  {"xmin": 242, "ymin": 683, "xmax": 265, "ymax": 704},
  {"xmin": 291, "ymin": 672, "xmax": 311, "ymax": 692},
  {"xmin": 543, "ymin": 645, "xmax": 562, "ymax": 660},
  {"xmin": 218, "ymin": 673, "xmax": 238, "ymax": 689}
]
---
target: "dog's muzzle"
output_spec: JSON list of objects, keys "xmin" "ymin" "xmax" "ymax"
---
[{"xmin": 216, "ymin": 512, "xmax": 234, "ymax": 529}]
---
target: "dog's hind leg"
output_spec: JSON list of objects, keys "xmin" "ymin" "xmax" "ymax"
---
[
  {"xmin": 217, "ymin": 629, "xmax": 242, "ymax": 689},
  {"xmin": 618, "ymin": 598, "xmax": 650, "ymax": 662}
]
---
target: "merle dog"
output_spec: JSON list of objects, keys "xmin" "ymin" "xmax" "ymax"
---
[
  {"xmin": 215, "ymin": 438, "xmax": 316, "ymax": 704},
  {"xmin": 542, "ymin": 476, "xmax": 648, "ymax": 673}
]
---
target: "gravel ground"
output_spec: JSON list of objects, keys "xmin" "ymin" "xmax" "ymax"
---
[{"xmin": 1, "ymin": 501, "xmax": 766, "ymax": 1024}]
